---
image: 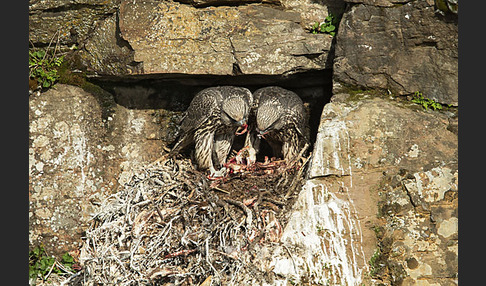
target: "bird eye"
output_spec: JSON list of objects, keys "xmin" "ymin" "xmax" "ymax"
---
[
  {"xmin": 222, "ymin": 110, "xmax": 237, "ymax": 123},
  {"xmin": 265, "ymin": 119, "xmax": 279, "ymax": 132}
]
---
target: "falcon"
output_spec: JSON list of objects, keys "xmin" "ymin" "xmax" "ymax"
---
[
  {"xmin": 245, "ymin": 86, "xmax": 308, "ymax": 165},
  {"xmin": 171, "ymin": 86, "xmax": 253, "ymax": 178}
]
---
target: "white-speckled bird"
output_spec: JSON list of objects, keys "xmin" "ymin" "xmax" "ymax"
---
[
  {"xmin": 245, "ymin": 86, "xmax": 308, "ymax": 164},
  {"xmin": 171, "ymin": 86, "xmax": 253, "ymax": 178}
]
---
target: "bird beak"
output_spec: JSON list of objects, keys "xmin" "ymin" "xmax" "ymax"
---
[
  {"xmin": 235, "ymin": 120, "xmax": 248, "ymax": 135},
  {"xmin": 257, "ymin": 129, "xmax": 268, "ymax": 139}
]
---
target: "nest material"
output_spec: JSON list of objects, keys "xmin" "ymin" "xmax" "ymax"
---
[{"xmin": 64, "ymin": 151, "xmax": 309, "ymax": 285}]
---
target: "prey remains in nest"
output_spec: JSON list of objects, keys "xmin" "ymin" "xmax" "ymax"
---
[{"xmin": 208, "ymin": 143, "xmax": 311, "ymax": 198}]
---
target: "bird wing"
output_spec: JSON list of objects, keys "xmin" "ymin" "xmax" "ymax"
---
[
  {"xmin": 256, "ymin": 86, "xmax": 307, "ymax": 139},
  {"xmin": 170, "ymin": 88, "xmax": 221, "ymax": 153},
  {"xmin": 180, "ymin": 87, "xmax": 221, "ymax": 134},
  {"xmin": 283, "ymin": 94, "xmax": 307, "ymax": 140}
]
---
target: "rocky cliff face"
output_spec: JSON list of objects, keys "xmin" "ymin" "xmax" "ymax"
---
[
  {"xmin": 303, "ymin": 94, "xmax": 457, "ymax": 285},
  {"xmin": 29, "ymin": 84, "xmax": 172, "ymax": 255},
  {"xmin": 333, "ymin": 0, "xmax": 458, "ymax": 105},
  {"xmin": 29, "ymin": 0, "xmax": 120, "ymax": 48},
  {"xmin": 118, "ymin": 0, "xmax": 333, "ymax": 75},
  {"xmin": 29, "ymin": 0, "xmax": 458, "ymax": 284}
]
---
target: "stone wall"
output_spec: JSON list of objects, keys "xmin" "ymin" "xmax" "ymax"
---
[
  {"xmin": 29, "ymin": 0, "xmax": 120, "ymax": 48},
  {"xmin": 333, "ymin": 0, "xmax": 458, "ymax": 105},
  {"xmin": 29, "ymin": 84, "xmax": 170, "ymax": 256},
  {"xmin": 304, "ymin": 94, "xmax": 458, "ymax": 285}
]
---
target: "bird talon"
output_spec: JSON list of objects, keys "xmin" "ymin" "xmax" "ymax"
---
[
  {"xmin": 207, "ymin": 167, "xmax": 228, "ymax": 180},
  {"xmin": 247, "ymin": 147, "xmax": 257, "ymax": 166}
]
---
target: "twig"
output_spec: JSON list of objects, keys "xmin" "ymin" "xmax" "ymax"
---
[
  {"xmin": 213, "ymin": 250, "xmax": 239, "ymax": 261},
  {"xmin": 262, "ymin": 197, "xmax": 285, "ymax": 207},
  {"xmin": 29, "ymin": 38, "xmax": 36, "ymax": 49},
  {"xmin": 288, "ymin": 143, "xmax": 309, "ymax": 170},
  {"xmin": 200, "ymin": 275, "xmax": 213, "ymax": 286},
  {"xmin": 283, "ymin": 245, "xmax": 298, "ymax": 274},
  {"xmin": 53, "ymin": 29, "xmax": 61, "ymax": 61},
  {"xmin": 164, "ymin": 248, "xmax": 197, "ymax": 259},
  {"xmin": 223, "ymin": 198, "xmax": 253, "ymax": 229},
  {"xmin": 162, "ymin": 145, "xmax": 171, "ymax": 152},
  {"xmin": 55, "ymin": 260, "xmax": 75, "ymax": 274},
  {"xmin": 253, "ymin": 192, "xmax": 262, "ymax": 225},
  {"xmin": 284, "ymin": 152, "xmax": 312, "ymax": 199},
  {"xmin": 155, "ymin": 206, "xmax": 164, "ymax": 221},
  {"xmin": 276, "ymin": 173, "xmax": 289, "ymax": 189},
  {"xmin": 153, "ymin": 178, "xmax": 164, "ymax": 186},
  {"xmin": 43, "ymin": 258, "xmax": 58, "ymax": 281},
  {"xmin": 212, "ymin": 186, "xmax": 230, "ymax": 194},
  {"xmin": 205, "ymin": 238, "xmax": 220, "ymax": 279},
  {"xmin": 147, "ymin": 154, "xmax": 170, "ymax": 167},
  {"xmin": 215, "ymin": 200, "xmax": 237, "ymax": 222},
  {"xmin": 132, "ymin": 199, "xmax": 152, "ymax": 208},
  {"xmin": 43, "ymin": 29, "xmax": 60, "ymax": 62},
  {"xmin": 60, "ymin": 271, "xmax": 82, "ymax": 286}
]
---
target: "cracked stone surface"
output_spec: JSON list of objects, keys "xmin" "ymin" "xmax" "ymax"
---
[
  {"xmin": 28, "ymin": 0, "xmax": 458, "ymax": 283},
  {"xmin": 28, "ymin": 0, "xmax": 120, "ymax": 48},
  {"xmin": 304, "ymin": 93, "xmax": 458, "ymax": 284},
  {"xmin": 29, "ymin": 84, "xmax": 171, "ymax": 256},
  {"xmin": 333, "ymin": 0, "xmax": 458, "ymax": 105},
  {"xmin": 29, "ymin": 85, "xmax": 458, "ymax": 284},
  {"xmin": 118, "ymin": 0, "xmax": 334, "ymax": 75}
]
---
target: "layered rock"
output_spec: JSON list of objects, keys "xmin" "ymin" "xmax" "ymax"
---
[
  {"xmin": 377, "ymin": 166, "xmax": 458, "ymax": 285},
  {"xmin": 29, "ymin": 84, "xmax": 174, "ymax": 256},
  {"xmin": 74, "ymin": 13, "xmax": 141, "ymax": 76},
  {"xmin": 221, "ymin": 93, "xmax": 457, "ymax": 284},
  {"xmin": 28, "ymin": 0, "xmax": 458, "ymax": 283},
  {"xmin": 118, "ymin": 0, "xmax": 334, "ymax": 75},
  {"xmin": 29, "ymin": 84, "xmax": 105, "ymax": 255},
  {"xmin": 30, "ymin": 0, "xmax": 340, "ymax": 77},
  {"xmin": 333, "ymin": 0, "xmax": 458, "ymax": 105},
  {"xmin": 29, "ymin": 85, "xmax": 458, "ymax": 284},
  {"xmin": 174, "ymin": 0, "xmax": 279, "ymax": 7},
  {"xmin": 284, "ymin": 93, "xmax": 458, "ymax": 284},
  {"xmin": 29, "ymin": 0, "xmax": 119, "ymax": 48}
]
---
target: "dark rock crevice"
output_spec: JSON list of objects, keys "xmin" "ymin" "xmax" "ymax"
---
[
  {"xmin": 174, "ymin": 0, "xmax": 263, "ymax": 8},
  {"xmin": 86, "ymin": 68, "xmax": 332, "ymax": 155},
  {"xmin": 29, "ymin": 3, "xmax": 108, "ymax": 14},
  {"xmin": 174, "ymin": 0, "xmax": 280, "ymax": 8}
]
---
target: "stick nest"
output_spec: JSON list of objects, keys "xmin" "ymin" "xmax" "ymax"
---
[{"xmin": 63, "ymin": 153, "xmax": 309, "ymax": 285}]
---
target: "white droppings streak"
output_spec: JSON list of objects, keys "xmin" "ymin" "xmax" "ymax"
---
[
  {"xmin": 311, "ymin": 119, "xmax": 350, "ymax": 177},
  {"xmin": 274, "ymin": 103, "xmax": 368, "ymax": 284},
  {"xmin": 277, "ymin": 179, "xmax": 368, "ymax": 285},
  {"xmin": 69, "ymin": 123, "xmax": 93, "ymax": 194}
]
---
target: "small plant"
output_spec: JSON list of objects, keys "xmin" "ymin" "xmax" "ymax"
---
[
  {"xmin": 60, "ymin": 252, "xmax": 76, "ymax": 272},
  {"xmin": 29, "ymin": 49, "xmax": 64, "ymax": 89},
  {"xmin": 368, "ymin": 248, "xmax": 381, "ymax": 277},
  {"xmin": 29, "ymin": 245, "xmax": 79, "ymax": 282},
  {"xmin": 310, "ymin": 13, "xmax": 338, "ymax": 36},
  {"xmin": 29, "ymin": 31, "xmax": 65, "ymax": 90},
  {"xmin": 29, "ymin": 246, "xmax": 56, "ymax": 281},
  {"xmin": 410, "ymin": 91, "xmax": 444, "ymax": 111}
]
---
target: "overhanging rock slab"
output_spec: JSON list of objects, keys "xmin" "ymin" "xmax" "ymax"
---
[{"xmin": 119, "ymin": 0, "xmax": 333, "ymax": 75}]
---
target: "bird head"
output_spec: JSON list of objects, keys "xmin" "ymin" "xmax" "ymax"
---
[
  {"xmin": 221, "ymin": 96, "xmax": 250, "ymax": 135},
  {"xmin": 255, "ymin": 103, "xmax": 284, "ymax": 139}
]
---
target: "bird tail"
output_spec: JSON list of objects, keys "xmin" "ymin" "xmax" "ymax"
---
[{"xmin": 168, "ymin": 133, "xmax": 193, "ymax": 157}]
